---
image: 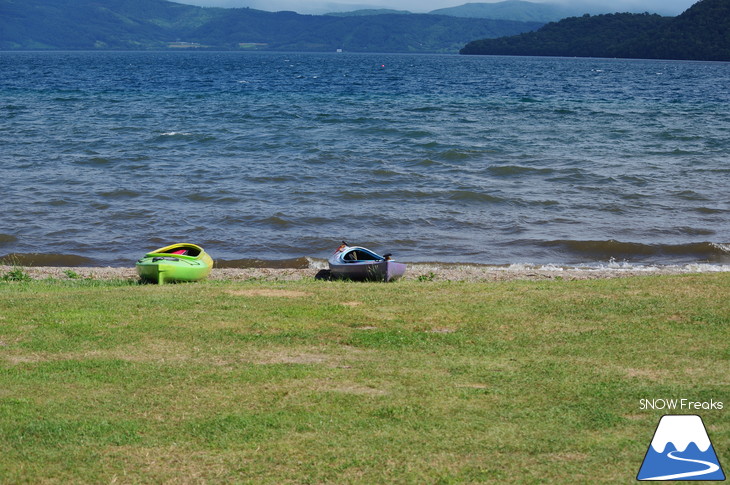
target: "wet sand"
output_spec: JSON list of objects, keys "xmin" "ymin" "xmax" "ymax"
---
[{"xmin": 3, "ymin": 264, "xmax": 724, "ymax": 283}]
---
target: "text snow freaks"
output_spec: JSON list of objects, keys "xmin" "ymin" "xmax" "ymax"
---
[{"xmin": 640, "ymin": 399, "xmax": 724, "ymax": 411}]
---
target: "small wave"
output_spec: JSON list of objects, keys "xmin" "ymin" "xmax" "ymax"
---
[
  {"xmin": 306, "ymin": 257, "xmax": 328, "ymax": 270},
  {"xmin": 2, "ymin": 104, "xmax": 27, "ymax": 111},
  {"xmin": 409, "ymin": 159, "xmax": 442, "ymax": 168},
  {"xmin": 647, "ymin": 148, "xmax": 700, "ymax": 156},
  {"xmin": 673, "ymin": 190, "xmax": 710, "ymax": 201},
  {"xmin": 404, "ymin": 130, "xmax": 433, "ymax": 139},
  {"xmin": 153, "ymin": 132, "xmax": 217, "ymax": 143},
  {"xmin": 488, "ymin": 165, "xmax": 554, "ymax": 177},
  {"xmin": 187, "ymin": 193, "xmax": 240, "ymax": 203},
  {"xmin": 247, "ymin": 175, "xmax": 298, "ymax": 183},
  {"xmin": 75, "ymin": 157, "xmax": 112, "ymax": 166},
  {"xmin": 407, "ymin": 106, "xmax": 442, "ymax": 113},
  {"xmin": 545, "ymin": 168, "xmax": 588, "ymax": 183},
  {"xmin": 617, "ymin": 174, "xmax": 649, "ymax": 186},
  {"xmin": 258, "ymin": 215, "xmax": 293, "ymax": 228},
  {"xmin": 335, "ymin": 189, "xmax": 434, "ymax": 201},
  {"xmin": 658, "ymin": 131, "xmax": 703, "ymax": 142},
  {"xmin": 160, "ymin": 132, "xmax": 192, "ymax": 137},
  {"xmin": 579, "ymin": 261, "xmax": 730, "ymax": 273},
  {"xmin": 673, "ymin": 227, "xmax": 716, "ymax": 237},
  {"xmin": 0, "ymin": 234, "xmax": 19, "ymax": 245},
  {"xmin": 98, "ymin": 189, "xmax": 141, "ymax": 198},
  {"xmin": 448, "ymin": 190, "xmax": 505, "ymax": 204},
  {"xmin": 407, "ymin": 261, "xmax": 730, "ymax": 274},
  {"xmin": 371, "ymin": 169, "xmax": 404, "ymax": 177},
  {"xmin": 530, "ymin": 199, "xmax": 559, "ymax": 206},
  {"xmin": 439, "ymin": 149, "xmax": 473, "ymax": 161},
  {"xmin": 0, "ymin": 253, "xmax": 96, "ymax": 267},
  {"xmin": 540, "ymin": 239, "xmax": 730, "ymax": 263},
  {"xmin": 216, "ymin": 257, "xmax": 311, "ymax": 269},
  {"xmin": 694, "ymin": 207, "xmax": 726, "ymax": 214}
]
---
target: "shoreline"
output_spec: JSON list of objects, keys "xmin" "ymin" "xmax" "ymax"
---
[{"xmin": 3, "ymin": 263, "xmax": 728, "ymax": 283}]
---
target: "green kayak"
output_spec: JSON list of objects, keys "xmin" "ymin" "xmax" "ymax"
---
[{"xmin": 136, "ymin": 243, "xmax": 213, "ymax": 284}]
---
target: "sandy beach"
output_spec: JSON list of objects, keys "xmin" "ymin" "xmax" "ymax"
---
[{"xmin": 3, "ymin": 263, "xmax": 725, "ymax": 283}]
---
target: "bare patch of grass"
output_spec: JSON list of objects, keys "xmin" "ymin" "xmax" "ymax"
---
[
  {"xmin": 254, "ymin": 351, "xmax": 332, "ymax": 366},
  {"xmin": 102, "ymin": 445, "xmax": 241, "ymax": 483},
  {"xmin": 625, "ymin": 367, "xmax": 668, "ymax": 381},
  {"xmin": 306, "ymin": 379, "xmax": 388, "ymax": 396},
  {"xmin": 455, "ymin": 383, "xmax": 489, "ymax": 389},
  {"xmin": 225, "ymin": 289, "xmax": 312, "ymax": 298}
]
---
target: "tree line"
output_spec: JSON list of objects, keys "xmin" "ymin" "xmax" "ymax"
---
[{"xmin": 461, "ymin": 0, "xmax": 730, "ymax": 61}]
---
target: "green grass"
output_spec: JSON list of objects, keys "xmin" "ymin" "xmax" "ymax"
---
[
  {"xmin": 0, "ymin": 274, "xmax": 728, "ymax": 483},
  {"xmin": 1, "ymin": 267, "xmax": 31, "ymax": 283}
]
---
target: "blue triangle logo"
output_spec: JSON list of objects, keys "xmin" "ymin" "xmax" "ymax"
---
[{"xmin": 637, "ymin": 415, "xmax": 726, "ymax": 481}]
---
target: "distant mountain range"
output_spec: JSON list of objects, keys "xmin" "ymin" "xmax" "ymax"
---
[
  {"xmin": 460, "ymin": 0, "xmax": 730, "ymax": 61},
  {"xmin": 429, "ymin": 1, "xmax": 595, "ymax": 23},
  {"xmin": 174, "ymin": 0, "xmax": 686, "ymax": 17},
  {"xmin": 0, "ymin": 0, "xmax": 542, "ymax": 53},
  {"xmin": 324, "ymin": 9, "xmax": 412, "ymax": 17},
  {"xmin": 322, "ymin": 1, "xmax": 676, "ymax": 22},
  {"xmin": 321, "ymin": 2, "xmax": 595, "ymax": 23}
]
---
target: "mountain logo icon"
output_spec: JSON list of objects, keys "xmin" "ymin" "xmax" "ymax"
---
[{"xmin": 637, "ymin": 415, "xmax": 726, "ymax": 481}]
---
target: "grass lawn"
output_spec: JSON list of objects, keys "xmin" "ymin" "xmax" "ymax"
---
[{"xmin": 0, "ymin": 273, "xmax": 728, "ymax": 483}]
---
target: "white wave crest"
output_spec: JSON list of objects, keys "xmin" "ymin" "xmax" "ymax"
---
[
  {"xmin": 710, "ymin": 242, "xmax": 730, "ymax": 253},
  {"xmin": 306, "ymin": 257, "xmax": 328, "ymax": 270}
]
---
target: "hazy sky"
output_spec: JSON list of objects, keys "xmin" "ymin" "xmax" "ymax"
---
[{"xmin": 176, "ymin": 0, "xmax": 698, "ymax": 15}]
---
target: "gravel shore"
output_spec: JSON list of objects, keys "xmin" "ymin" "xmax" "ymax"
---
[{"xmin": 3, "ymin": 263, "xmax": 725, "ymax": 283}]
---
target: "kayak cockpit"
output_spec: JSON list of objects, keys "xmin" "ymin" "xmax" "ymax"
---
[
  {"xmin": 158, "ymin": 246, "xmax": 202, "ymax": 257},
  {"xmin": 342, "ymin": 248, "xmax": 383, "ymax": 262}
]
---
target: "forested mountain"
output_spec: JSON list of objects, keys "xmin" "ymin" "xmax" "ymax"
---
[
  {"xmin": 0, "ymin": 0, "xmax": 219, "ymax": 50},
  {"xmin": 460, "ymin": 0, "xmax": 730, "ymax": 61},
  {"xmin": 621, "ymin": 0, "xmax": 730, "ymax": 60},
  {"xmin": 0, "ymin": 0, "xmax": 542, "ymax": 53},
  {"xmin": 460, "ymin": 12, "xmax": 670, "ymax": 57}
]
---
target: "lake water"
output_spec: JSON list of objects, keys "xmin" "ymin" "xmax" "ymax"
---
[{"xmin": 1, "ymin": 51, "xmax": 728, "ymax": 269}]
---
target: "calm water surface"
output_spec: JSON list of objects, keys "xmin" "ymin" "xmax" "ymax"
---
[{"xmin": 1, "ymin": 51, "xmax": 728, "ymax": 267}]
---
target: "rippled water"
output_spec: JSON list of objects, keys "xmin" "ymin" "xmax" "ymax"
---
[{"xmin": 1, "ymin": 51, "xmax": 728, "ymax": 267}]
